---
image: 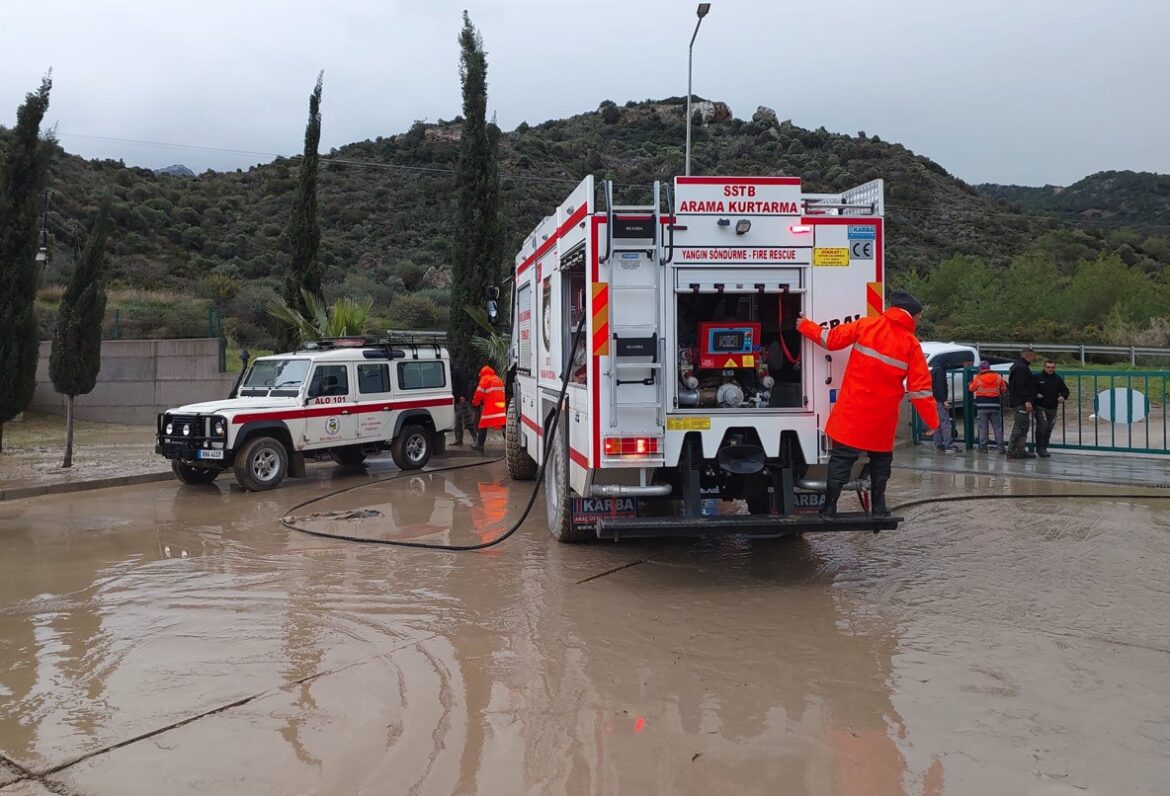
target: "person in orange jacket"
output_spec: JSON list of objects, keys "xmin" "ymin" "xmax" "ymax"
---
[
  {"xmin": 798, "ymin": 292, "xmax": 939, "ymax": 517},
  {"xmin": 470, "ymin": 365, "xmax": 506, "ymax": 453},
  {"xmin": 968, "ymin": 360, "xmax": 1009, "ymax": 453}
]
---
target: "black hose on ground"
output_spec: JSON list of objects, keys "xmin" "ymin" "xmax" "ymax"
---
[
  {"xmin": 281, "ymin": 312, "xmax": 589, "ymax": 550},
  {"xmin": 891, "ymin": 491, "xmax": 1170, "ymax": 514}
]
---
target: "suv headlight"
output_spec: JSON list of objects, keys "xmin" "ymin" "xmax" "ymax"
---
[
  {"xmin": 165, "ymin": 422, "xmax": 174, "ymax": 435},
  {"xmin": 213, "ymin": 418, "xmax": 226, "ymax": 436}
]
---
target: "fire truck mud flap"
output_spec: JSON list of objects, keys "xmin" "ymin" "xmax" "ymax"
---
[{"xmin": 593, "ymin": 512, "xmax": 901, "ymax": 540}]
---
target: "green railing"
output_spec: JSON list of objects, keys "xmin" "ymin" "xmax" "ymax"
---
[{"xmin": 912, "ymin": 368, "xmax": 1170, "ymax": 455}]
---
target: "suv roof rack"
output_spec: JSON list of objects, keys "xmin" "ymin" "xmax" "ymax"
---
[
  {"xmin": 384, "ymin": 330, "xmax": 447, "ymax": 345},
  {"xmin": 298, "ymin": 331, "xmax": 448, "ymax": 360}
]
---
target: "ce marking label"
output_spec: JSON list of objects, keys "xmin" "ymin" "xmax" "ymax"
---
[{"xmin": 850, "ymin": 240, "xmax": 874, "ymax": 260}]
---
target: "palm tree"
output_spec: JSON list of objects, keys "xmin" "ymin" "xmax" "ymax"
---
[
  {"xmin": 268, "ymin": 289, "xmax": 372, "ymax": 347},
  {"xmin": 464, "ymin": 305, "xmax": 511, "ymax": 374}
]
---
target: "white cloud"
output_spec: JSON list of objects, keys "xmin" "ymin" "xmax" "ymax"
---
[{"xmin": 0, "ymin": 0, "xmax": 1165, "ymax": 184}]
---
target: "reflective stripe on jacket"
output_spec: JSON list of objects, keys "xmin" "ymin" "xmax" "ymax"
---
[
  {"xmin": 472, "ymin": 372, "xmax": 506, "ymax": 429},
  {"xmin": 798, "ymin": 308, "xmax": 939, "ymax": 452},
  {"xmin": 968, "ymin": 372, "xmax": 1007, "ymax": 409}
]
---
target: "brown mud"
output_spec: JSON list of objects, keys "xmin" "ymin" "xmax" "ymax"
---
[{"xmin": 0, "ymin": 459, "xmax": 1167, "ymax": 795}]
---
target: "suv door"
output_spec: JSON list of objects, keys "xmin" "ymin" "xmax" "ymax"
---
[
  {"xmin": 304, "ymin": 363, "xmax": 358, "ymax": 446},
  {"xmin": 354, "ymin": 361, "xmax": 395, "ymax": 441}
]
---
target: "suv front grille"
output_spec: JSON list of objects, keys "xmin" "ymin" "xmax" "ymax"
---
[{"xmin": 161, "ymin": 414, "xmax": 208, "ymax": 442}]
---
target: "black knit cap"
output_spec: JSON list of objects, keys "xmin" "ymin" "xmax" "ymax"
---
[{"xmin": 888, "ymin": 291, "xmax": 923, "ymax": 316}]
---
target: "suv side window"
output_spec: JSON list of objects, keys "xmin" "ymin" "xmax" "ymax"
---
[
  {"xmin": 357, "ymin": 363, "xmax": 391, "ymax": 394},
  {"xmin": 309, "ymin": 364, "xmax": 350, "ymax": 397},
  {"xmin": 397, "ymin": 361, "xmax": 446, "ymax": 390}
]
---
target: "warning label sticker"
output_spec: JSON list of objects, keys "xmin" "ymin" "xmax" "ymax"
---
[
  {"xmin": 813, "ymin": 248, "xmax": 850, "ymax": 267},
  {"xmin": 667, "ymin": 416, "xmax": 711, "ymax": 431}
]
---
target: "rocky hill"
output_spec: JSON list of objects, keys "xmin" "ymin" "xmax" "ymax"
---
[
  {"xmin": 978, "ymin": 170, "xmax": 1170, "ymax": 228},
  {"xmin": 9, "ymin": 97, "xmax": 1170, "ymax": 344},
  {"xmin": 152, "ymin": 164, "xmax": 195, "ymax": 177}
]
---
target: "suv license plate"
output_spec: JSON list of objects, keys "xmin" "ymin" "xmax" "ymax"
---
[{"xmin": 197, "ymin": 449, "xmax": 224, "ymax": 460}]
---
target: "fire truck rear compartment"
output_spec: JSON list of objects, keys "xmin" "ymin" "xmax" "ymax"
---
[{"xmin": 675, "ymin": 291, "xmax": 803, "ymax": 410}]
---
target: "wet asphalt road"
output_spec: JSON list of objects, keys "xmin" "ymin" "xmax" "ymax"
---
[{"xmin": 0, "ymin": 454, "xmax": 1168, "ymax": 795}]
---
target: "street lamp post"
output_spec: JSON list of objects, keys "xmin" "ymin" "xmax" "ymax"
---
[{"xmin": 685, "ymin": 3, "xmax": 711, "ymax": 177}]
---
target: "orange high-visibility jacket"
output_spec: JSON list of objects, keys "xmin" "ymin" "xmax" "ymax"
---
[
  {"xmin": 472, "ymin": 366, "xmax": 506, "ymax": 429},
  {"xmin": 798, "ymin": 308, "xmax": 939, "ymax": 452},
  {"xmin": 968, "ymin": 371, "xmax": 1008, "ymax": 399}
]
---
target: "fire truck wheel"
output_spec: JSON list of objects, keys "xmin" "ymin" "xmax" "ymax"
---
[
  {"xmin": 330, "ymin": 446, "xmax": 367, "ymax": 467},
  {"xmin": 506, "ymin": 399, "xmax": 537, "ymax": 481},
  {"xmin": 545, "ymin": 418, "xmax": 590, "ymax": 543},
  {"xmin": 171, "ymin": 461, "xmax": 219, "ymax": 485},
  {"xmin": 233, "ymin": 436, "xmax": 288, "ymax": 492},
  {"xmin": 392, "ymin": 425, "xmax": 432, "ymax": 470}
]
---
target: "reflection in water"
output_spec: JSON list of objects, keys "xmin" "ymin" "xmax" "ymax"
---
[
  {"xmin": 24, "ymin": 467, "xmax": 1163, "ymax": 792},
  {"xmin": 419, "ymin": 528, "xmax": 947, "ymax": 795}
]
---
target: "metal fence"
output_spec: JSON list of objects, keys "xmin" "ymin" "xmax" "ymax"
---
[
  {"xmin": 913, "ymin": 367, "xmax": 1170, "ymax": 455},
  {"xmin": 960, "ymin": 341, "xmax": 1170, "ymax": 366}
]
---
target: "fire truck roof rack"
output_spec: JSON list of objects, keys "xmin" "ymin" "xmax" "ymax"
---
[{"xmin": 802, "ymin": 178, "xmax": 885, "ymax": 217}]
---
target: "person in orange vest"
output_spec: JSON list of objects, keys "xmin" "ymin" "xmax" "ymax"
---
[
  {"xmin": 968, "ymin": 360, "xmax": 1008, "ymax": 453},
  {"xmin": 471, "ymin": 365, "xmax": 506, "ymax": 453},
  {"xmin": 798, "ymin": 292, "xmax": 939, "ymax": 517}
]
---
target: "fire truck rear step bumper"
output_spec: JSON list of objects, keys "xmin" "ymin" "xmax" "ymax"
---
[{"xmin": 594, "ymin": 512, "xmax": 901, "ymax": 540}]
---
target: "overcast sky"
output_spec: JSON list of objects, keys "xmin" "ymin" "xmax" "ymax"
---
[{"xmin": 1, "ymin": 0, "xmax": 1165, "ymax": 186}]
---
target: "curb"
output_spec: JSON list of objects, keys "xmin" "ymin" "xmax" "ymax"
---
[
  {"xmin": 0, "ymin": 448, "xmax": 505, "ymax": 503},
  {"xmin": 0, "ymin": 471, "xmax": 173, "ymax": 502}
]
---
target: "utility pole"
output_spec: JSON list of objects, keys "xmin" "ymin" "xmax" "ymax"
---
[{"xmin": 685, "ymin": 3, "xmax": 711, "ymax": 177}]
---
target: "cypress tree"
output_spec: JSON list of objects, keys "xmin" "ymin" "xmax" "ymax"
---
[
  {"xmin": 449, "ymin": 12, "xmax": 506, "ymax": 387},
  {"xmin": 277, "ymin": 71, "xmax": 324, "ymax": 354},
  {"xmin": 50, "ymin": 200, "xmax": 113, "ymax": 468},
  {"xmin": 0, "ymin": 75, "xmax": 53, "ymax": 453}
]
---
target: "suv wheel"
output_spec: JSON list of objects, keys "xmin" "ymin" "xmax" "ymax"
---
[
  {"xmin": 172, "ymin": 461, "xmax": 219, "ymax": 485},
  {"xmin": 233, "ymin": 436, "xmax": 288, "ymax": 491},
  {"xmin": 391, "ymin": 424, "xmax": 432, "ymax": 470},
  {"xmin": 330, "ymin": 445, "xmax": 367, "ymax": 467}
]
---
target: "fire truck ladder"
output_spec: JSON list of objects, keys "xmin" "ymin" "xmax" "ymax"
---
[{"xmin": 601, "ymin": 180, "xmax": 665, "ymax": 430}]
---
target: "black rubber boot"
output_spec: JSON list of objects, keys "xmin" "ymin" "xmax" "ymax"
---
[
  {"xmin": 820, "ymin": 484, "xmax": 842, "ymax": 519},
  {"xmin": 870, "ymin": 474, "xmax": 891, "ymax": 517},
  {"xmin": 867, "ymin": 453, "xmax": 893, "ymax": 517},
  {"xmin": 820, "ymin": 448, "xmax": 856, "ymax": 519}
]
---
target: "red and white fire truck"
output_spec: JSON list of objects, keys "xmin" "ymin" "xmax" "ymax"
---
[{"xmin": 506, "ymin": 175, "xmax": 899, "ymax": 542}]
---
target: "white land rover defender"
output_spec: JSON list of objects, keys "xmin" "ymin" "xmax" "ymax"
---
[{"xmin": 156, "ymin": 334, "xmax": 455, "ymax": 491}]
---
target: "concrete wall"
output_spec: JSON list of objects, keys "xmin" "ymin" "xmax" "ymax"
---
[{"xmin": 32, "ymin": 339, "xmax": 238, "ymax": 425}]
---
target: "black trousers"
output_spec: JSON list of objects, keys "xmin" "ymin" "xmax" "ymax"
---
[
  {"xmin": 1008, "ymin": 407, "xmax": 1031, "ymax": 455},
  {"xmin": 453, "ymin": 402, "xmax": 479, "ymax": 445},
  {"xmin": 828, "ymin": 444, "xmax": 892, "ymax": 488},
  {"xmin": 1035, "ymin": 406, "xmax": 1058, "ymax": 452}
]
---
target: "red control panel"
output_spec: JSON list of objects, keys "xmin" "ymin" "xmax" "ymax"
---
[{"xmin": 697, "ymin": 322, "xmax": 760, "ymax": 368}]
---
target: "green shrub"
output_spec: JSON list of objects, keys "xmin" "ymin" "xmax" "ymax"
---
[{"xmin": 386, "ymin": 294, "xmax": 441, "ymax": 330}]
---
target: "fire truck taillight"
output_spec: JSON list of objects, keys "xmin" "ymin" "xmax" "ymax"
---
[
  {"xmin": 604, "ymin": 437, "xmax": 660, "ymax": 456},
  {"xmin": 789, "ymin": 224, "xmax": 812, "ymax": 235}
]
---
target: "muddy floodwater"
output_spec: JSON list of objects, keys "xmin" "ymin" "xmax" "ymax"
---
[{"xmin": 0, "ymin": 459, "xmax": 1168, "ymax": 795}]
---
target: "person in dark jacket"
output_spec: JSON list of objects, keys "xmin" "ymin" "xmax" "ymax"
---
[
  {"xmin": 930, "ymin": 362, "xmax": 958, "ymax": 452},
  {"xmin": 1033, "ymin": 359, "xmax": 1070, "ymax": 457},
  {"xmin": 1006, "ymin": 346, "xmax": 1038, "ymax": 459}
]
